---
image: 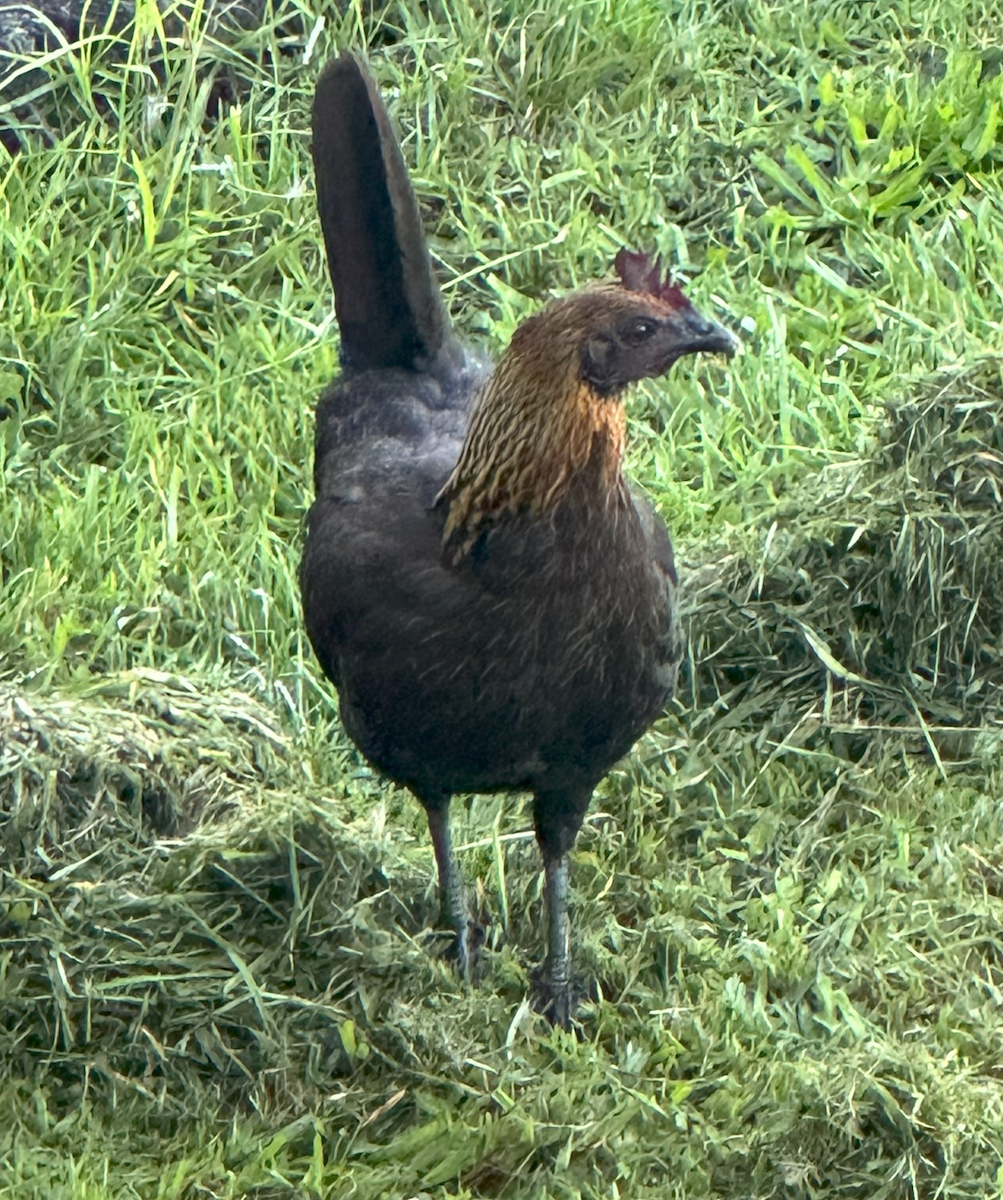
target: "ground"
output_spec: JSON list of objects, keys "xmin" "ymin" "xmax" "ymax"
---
[{"xmin": 2, "ymin": 1, "xmax": 1003, "ymax": 1197}]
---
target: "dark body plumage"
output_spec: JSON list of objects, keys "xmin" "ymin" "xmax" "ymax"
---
[
  {"xmin": 301, "ymin": 54, "xmax": 736, "ymax": 1024},
  {"xmin": 306, "ymin": 403, "xmax": 679, "ymax": 844}
]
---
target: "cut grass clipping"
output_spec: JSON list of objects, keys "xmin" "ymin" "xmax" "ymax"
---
[{"xmin": 3, "ymin": 0, "xmax": 1003, "ymax": 1197}]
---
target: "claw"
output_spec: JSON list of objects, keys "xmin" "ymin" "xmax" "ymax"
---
[{"xmin": 441, "ymin": 905, "xmax": 474, "ymax": 980}]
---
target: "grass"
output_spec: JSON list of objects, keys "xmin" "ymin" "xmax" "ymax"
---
[{"xmin": 2, "ymin": 0, "xmax": 1003, "ymax": 1195}]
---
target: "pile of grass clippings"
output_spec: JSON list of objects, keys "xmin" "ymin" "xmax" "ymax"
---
[{"xmin": 684, "ymin": 356, "xmax": 1003, "ymax": 759}]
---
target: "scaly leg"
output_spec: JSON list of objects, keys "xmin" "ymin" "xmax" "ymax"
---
[
  {"xmin": 534, "ymin": 787, "xmax": 591, "ymax": 1028},
  {"xmin": 424, "ymin": 795, "xmax": 472, "ymax": 978},
  {"xmin": 543, "ymin": 848, "xmax": 573, "ymax": 1028}
]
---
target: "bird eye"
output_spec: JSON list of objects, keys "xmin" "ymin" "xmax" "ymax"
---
[{"xmin": 621, "ymin": 318, "xmax": 657, "ymax": 346}]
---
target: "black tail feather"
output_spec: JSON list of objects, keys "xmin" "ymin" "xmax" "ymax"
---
[{"xmin": 311, "ymin": 53, "xmax": 456, "ymax": 374}]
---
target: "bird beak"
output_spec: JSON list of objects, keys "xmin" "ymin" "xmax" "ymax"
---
[{"xmin": 672, "ymin": 305, "xmax": 739, "ymax": 359}]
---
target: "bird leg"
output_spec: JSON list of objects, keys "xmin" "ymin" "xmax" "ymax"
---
[
  {"xmin": 543, "ymin": 849, "xmax": 573, "ymax": 1028},
  {"xmin": 533, "ymin": 790, "xmax": 591, "ymax": 1027},
  {"xmin": 424, "ymin": 796, "xmax": 472, "ymax": 978}
]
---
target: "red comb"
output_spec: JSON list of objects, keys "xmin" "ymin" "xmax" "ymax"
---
[{"xmin": 614, "ymin": 248, "xmax": 692, "ymax": 310}]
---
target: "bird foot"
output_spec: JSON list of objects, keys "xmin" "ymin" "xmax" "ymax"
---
[
  {"xmin": 531, "ymin": 968, "xmax": 584, "ymax": 1031},
  {"xmin": 433, "ymin": 914, "xmax": 481, "ymax": 981}
]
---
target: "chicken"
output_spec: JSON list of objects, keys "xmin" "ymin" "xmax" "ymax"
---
[{"xmin": 301, "ymin": 53, "xmax": 737, "ymax": 1026}]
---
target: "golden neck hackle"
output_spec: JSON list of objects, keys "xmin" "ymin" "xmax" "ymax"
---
[{"xmin": 440, "ymin": 307, "xmax": 628, "ymax": 552}]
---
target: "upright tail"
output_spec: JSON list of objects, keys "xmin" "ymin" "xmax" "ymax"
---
[{"xmin": 311, "ymin": 53, "xmax": 458, "ymax": 374}]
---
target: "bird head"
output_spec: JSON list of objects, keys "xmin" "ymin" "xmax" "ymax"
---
[
  {"xmin": 550, "ymin": 249, "xmax": 738, "ymax": 397},
  {"xmin": 439, "ymin": 249, "xmax": 737, "ymax": 552}
]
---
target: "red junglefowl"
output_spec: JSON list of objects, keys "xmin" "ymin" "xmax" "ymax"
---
[{"xmin": 301, "ymin": 53, "xmax": 737, "ymax": 1027}]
